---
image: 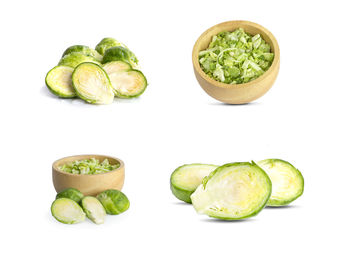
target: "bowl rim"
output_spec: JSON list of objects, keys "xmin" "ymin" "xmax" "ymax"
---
[
  {"xmin": 192, "ymin": 20, "xmax": 280, "ymax": 89},
  {"xmin": 52, "ymin": 154, "xmax": 124, "ymax": 176}
]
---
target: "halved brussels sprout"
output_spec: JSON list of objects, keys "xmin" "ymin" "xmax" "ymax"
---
[
  {"xmin": 170, "ymin": 164, "xmax": 218, "ymax": 203},
  {"xmin": 191, "ymin": 162, "xmax": 272, "ymax": 220},
  {"xmin": 72, "ymin": 62, "xmax": 114, "ymax": 105},
  {"xmin": 97, "ymin": 189, "xmax": 129, "ymax": 215},
  {"xmin": 56, "ymin": 188, "xmax": 84, "ymax": 203},
  {"xmin": 95, "ymin": 37, "xmax": 126, "ymax": 56},
  {"xmin": 81, "ymin": 196, "xmax": 106, "ymax": 224},
  {"xmin": 58, "ymin": 52, "xmax": 100, "ymax": 68},
  {"xmin": 102, "ymin": 61, "xmax": 132, "ymax": 75},
  {"xmin": 108, "ymin": 70, "xmax": 147, "ymax": 98},
  {"xmin": 257, "ymin": 159, "xmax": 304, "ymax": 206},
  {"xmin": 45, "ymin": 66, "xmax": 75, "ymax": 98},
  {"xmin": 51, "ymin": 198, "xmax": 86, "ymax": 224},
  {"xmin": 102, "ymin": 46, "xmax": 138, "ymax": 68},
  {"xmin": 62, "ymin": 45, "xmax": 103, "ymax": 62}
]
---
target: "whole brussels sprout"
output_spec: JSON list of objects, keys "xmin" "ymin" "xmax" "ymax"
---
[
  {"xmin": 97, "ymin": 189, "xmax": 130, "ymax": 215},
  {"xmin": 56, "ymin": 188, "xmax": 84, "ymax": 203},
  {"xmin": 102, "ymin": 46, "xmax": 138, "ymax": 68},
  {"xmin": 58, "ymin": 52, "xmax": 100, "ymax": 68},
  {"xmin": 62, "ymin": 45, "xmax": 102, "ymax": 62},
  {"xmin": 95, "ymin": 37, "xmax": 126, "ymax": 56}
]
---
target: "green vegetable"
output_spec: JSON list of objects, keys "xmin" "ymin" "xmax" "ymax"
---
[
  {"xmin": 97, "ymin": 189, "xmax": 130, "ymax": 215},
  {"xmin": 191, "ymin": 162, "xmax": 272, "ymax": 220},
  {"xmin": 81, "ymin": 196, "xmax": 106, "ymax": 224},
  {"xmin": 51, "ymin": 198, "xmax": 86, "ymax": 224},
  {"xmin": 102, "ymin": 46, "xmax": 138, "ymax": 68},
  {"xmin": 95, "ymin": 37, "xmax": 126, "ymax": 56},
  {"xmin": 46, "ymin": 38, "xmax": 146, "ymax": 104},
  {"xmin": 257, "ymin": 159, "xmax": 304, "ymax": 206},
  {"xmin": 170, "ymin": 164, "xmax": 218, "ymax": 203},
  {"xmin": 58, "ymin": 52, "xmax": 100, "ymax": 68},
  {"xmin": 59, "ymin": 158, "xmax": 120, "ymax": 175},
  {"xmin": 62, "ymin": 45, "xmax": 103, "ymax": 62},
  {"xmin": 45, "ymin": 66, "xmax": 75, "ymax": 98},
  {"xmin": 198, "ymin": 28, "xmax": 274, "ymax": 84},
  {"xmin": 72, "ymin": 62, "xmax": 114, "ymax": 104},
  {"xmin": 108, "ymin": 69, "xmax": 147, "ymax": 98},
  {"xmin": 56, "ymin": 188, "xmax": 84, "ymax": 203},
  {"xmin": 102, "ymin": 61, "xmax": 132, "ymax": 75}
]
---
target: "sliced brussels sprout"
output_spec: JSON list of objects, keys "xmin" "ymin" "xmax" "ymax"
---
[
  {"xmin": 170, "ymin": 164, "xmax": 218, "ymax": 203},
  {"xmin": 51, "ymin": 198, "xmax": 86, "ymax": 224},
  {"xmin": 62, "ymin": 45, "xmax": 103, "ymax": 62},
  {"xmin": 97, "ymin": 189, "xmax": 130, "ymax": 215},
  {"xmin": 191, "ymin": 162, "xmax": 272, "ymax": 220},
  {"xmin": 45, "ymin": 66, "xmax": 75, "ymax": 98},
  {"xmin": 58, "ymin": 52, "xmax": 100, "ymax": 68},
  {"xmin": 102, "ymin": 46, "xmax": 138, "ymax": 68},
  {"xmin": 102, "ymin": 61, "xmax": 132, "ymax": 75},
  {"xmin": 81, "ymin": 196, "xmax": 106, "ymax": 224},
  {"xmin": 72, "ymin": 62, "xmax": 114, "ymax": 105},
  {"xmin": 257, "ymin": 159, "xmax": 304, "ymax": 206},
  {"xmin": 95, "ymin": 37, "xmax": 126, "ymax": 56},
  {"xmin": 108, "ymin": 70, "xmax": 147, "ymax": 98},
  {"xmin": 56, "ymin": 188, "xmax": 84, "ymax": 203}
]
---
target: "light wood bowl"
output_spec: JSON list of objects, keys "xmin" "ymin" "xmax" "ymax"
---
[
  {"xmin": 192, "ymin": 20, "xmax": 280, "ymax": 104},
  {"xmin": 52, "ymin": 155, "xmax": 125, "ymax": 196}
]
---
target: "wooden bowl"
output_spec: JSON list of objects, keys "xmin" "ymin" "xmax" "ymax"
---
[
  {"xmin": 52, "ymin": 155, "xmax": 125, "ymax": 196},
  {"xmin": 192, "ymin": 20, "xmax": 280, "ymax": 104}
]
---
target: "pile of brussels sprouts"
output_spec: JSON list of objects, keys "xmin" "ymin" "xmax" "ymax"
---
[
  {"xmin": 51, "ymin": 188, "xmax": 129, "ymax": 224},
  {"xmin": 170, "ymin": 159, "xmax": 304, "ymax": 220},
  {"xmin": 45, "ymin": 38, "xmax": 147, "ymax": 105}
]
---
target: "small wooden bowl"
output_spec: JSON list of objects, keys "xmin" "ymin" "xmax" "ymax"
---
[
  {"xmin": 52, "ymin": 155, "xmax": 125, "ymax": 196},
  {"xmin": 192, "ymin": 20, "xmax": 280, "ymax": 104}
]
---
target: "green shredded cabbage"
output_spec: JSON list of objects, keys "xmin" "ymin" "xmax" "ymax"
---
[
  {"xmin": 60, "ymin": 158, "xmax": 120, "ymax": 175},
  {"xmin": 198, "ymin": 28, "xmax": 274, "ymax": 84}
]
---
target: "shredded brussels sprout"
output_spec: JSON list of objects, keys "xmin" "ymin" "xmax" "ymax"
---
[
  {"xmin": 60, "ymin": 158, "xmax": 120, "ymax": 175},
  {"xmin": 199, "ymin": 28, "xmax": 274, "ymax": 84}
]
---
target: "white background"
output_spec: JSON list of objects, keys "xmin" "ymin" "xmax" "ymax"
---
[{"xmin": 1, "ymin": 0, "xmax": 349, "ymax": 260}]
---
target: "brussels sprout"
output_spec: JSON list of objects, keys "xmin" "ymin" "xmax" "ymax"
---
[
  {"xmin": 56, "ymin": 188, "xmax": 84, "ymax": 203},
  {"xmin": 45, "ymin": 66, "xmax": 75, "ymax": 98},
  {"xmin": 97, "ymin": 189, "xmax": 130, "ymax": 215},
  {"xmin": 51, "ymin": 198, "xmax": 86, "ymax": 224},
  {"xmin": 191, "ymin": 162, "xmax": 272, "ymax": 220},
  {"xmin": 81, "ymin": 196, "xmax": 106, "ymax": 224},
  {"xmin": 95, "ymin": 37, "xmax": 126, "ymax": 56},
  {"xmin": 58, "ymin": 52, "xmax": 100, "ymax": 68},
  {"xmin": 257, "ymin": 159, "xmax": 304, "ymax": 206},
  {"xmin": 62, "ymin": 45, "xmax": 103, "ymax": 62},
  {"xmin": 108, "ymin": 70, "xmax": 147, "ymax": 98},
  {"xmin": 72, "ymin": 62, "xmax": 114, "ymax": 105},
  {"xmin": 102, "ymin": 61, "xmax": 132, "ymax": 75},
  {"xmin": 170, "ymin": 164, "xmax": 218, "ymax": 203},
  {"xmin": 102, "ymin": 46, "xmax": 138, "ymax": 68}
]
